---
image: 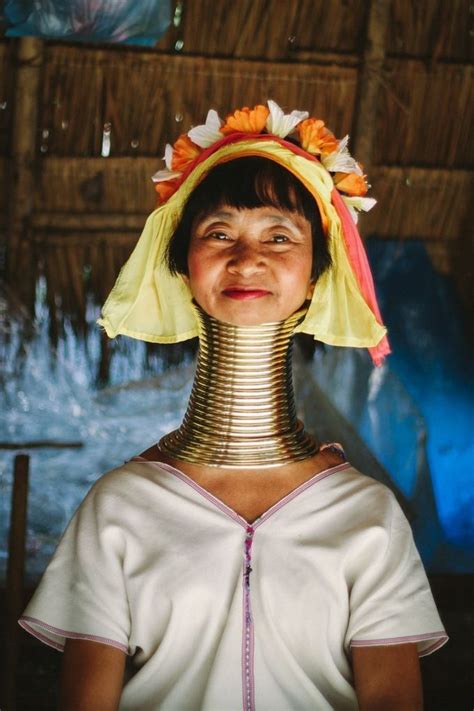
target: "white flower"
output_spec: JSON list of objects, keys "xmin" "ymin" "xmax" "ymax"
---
[
  {"xmin": 187, "ymin": 109, "xmax": 223, "ymax": 148},
  {"xmin": 322, "ymin": 135, "xmax": 363, "ymax": 175},
  {"xmin": 342, "ymin": 195, "xmax": 377, "ymax": 223},
  {"xmin": 164, "ymin": 143, "xmax": 174, "ymax": 170},
  {"xmin": 265, "ymin": 99, "xmax": 308, "ymax": 138},
  {"xmin": 151, "ymin": 168, "xmax": 181, "ymax": 183},
  {"xmin": 151, "ymin": 143, "xmax": 181, "ymax": 183}
]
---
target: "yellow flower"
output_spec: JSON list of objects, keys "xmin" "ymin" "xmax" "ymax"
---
[
  {"xmin": 334, "ymin": 172, "xmax": 368, "ymax": 197},
  {"xmin": 155, "ymin": 180, "xmax": 178, "ymax": 204},
  {"xmin": 221, "ymin": 105, "xmax": 270, "ymax": 134},
  {"xmin": 171, "ymin": 135, "xmax": 201, "ymax": 172},
  {"xmin": 298, "ymin": 118, "xmax": 338, "ymax": 156}
]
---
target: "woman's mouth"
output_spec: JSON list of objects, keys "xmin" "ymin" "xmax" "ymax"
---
[{"xmin": 222, "ymin": 288, "xmax": 270, "ymax": 300}]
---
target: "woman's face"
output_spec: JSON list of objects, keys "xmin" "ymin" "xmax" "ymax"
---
[{"xmin": 185, "ymin": 205, "xmax": 314, "ymax": 326}]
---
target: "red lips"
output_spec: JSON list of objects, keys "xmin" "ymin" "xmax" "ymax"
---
[{"xmin": 222, "ymin": 288, "xmax": 270, "ymax": 300}]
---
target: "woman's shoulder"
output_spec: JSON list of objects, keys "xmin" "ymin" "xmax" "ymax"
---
[
  {"xmin": 324, "ymin": 460, "xmax": 403, "ymax": 520},
  {"xmin": 85, "ymin": 455, "xmax": 170, "ymax": 505}
]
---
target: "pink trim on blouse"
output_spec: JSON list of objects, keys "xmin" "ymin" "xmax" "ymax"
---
[
  {"xmin": 351, "ymin": 631, "xmax": 448, "ymax": 657},
  {"xmin": 254, "ymin": 463, "xmax": 350, "ymax": 528},
  {"xmin": 131, "ymin": 457, "xmax": 351, "ymax": 528},
  {"xmin": 19, "ymin": 615, "xmax": 129, "ymax": 655}
]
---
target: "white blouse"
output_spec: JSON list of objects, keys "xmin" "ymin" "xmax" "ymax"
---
[{"xmin": 20, "ymin": 459, "xmax": 447, "ymax": 710}]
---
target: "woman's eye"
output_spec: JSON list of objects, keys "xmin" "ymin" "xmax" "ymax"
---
[
  {"xmin": 270, "ymin": 234, "xmax": 289, "ymax": 243},
  {"xmin": 207, "ymin": 231, "xmax": 230, "ymax": 241}
]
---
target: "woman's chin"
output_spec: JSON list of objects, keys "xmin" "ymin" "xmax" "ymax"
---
[{"xmin": 199, "ymin": 303, "xmax": 301, "ymax": 327}]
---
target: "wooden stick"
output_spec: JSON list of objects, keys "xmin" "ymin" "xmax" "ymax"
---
[
  {"xmin": 98, "ymin": 329, "xmax": 111, "ymax": 385},
  {"xmin": 352, "ymin": 0, "xmax": 391, "ymax": 167},
  {"xmin": 3, "ymin": 454, "xmax": 30, "ymax": 711},
  {"xmin": 0, "ymin": 441, "xmax": 84, "ymax": 449}
]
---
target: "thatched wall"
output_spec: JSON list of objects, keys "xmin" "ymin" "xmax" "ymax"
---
[
  {"xmin": 373, "ymin": 61, "xmax": 473, "ymax": 167},
  {"xmin": 155, "ymin": 0, "xmax": 473, "ymax": 62},
  {"xmin": 38, "ymin": 51, "xmax": 357, "ymax": 156},
  {"xmin": 1, "ymin": 0, "xmax": 473, "ymax": 346}
]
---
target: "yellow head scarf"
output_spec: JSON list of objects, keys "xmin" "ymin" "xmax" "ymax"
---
[{"xmin": 98, "ymin": 138, "xmax": 388, "ymax": 359}]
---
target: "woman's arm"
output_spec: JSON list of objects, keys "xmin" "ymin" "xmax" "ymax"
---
[
  {"xmin": 352, "ymin": 643, "xmax": 423, "ymax": 711},
  {"xmin": 59, "ymin": 638, "xmax": 126, "ymax": 711}
]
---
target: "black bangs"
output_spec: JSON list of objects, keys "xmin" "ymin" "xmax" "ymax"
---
[
  {"xmin": 186, "ymin": 158, "xmax": 313, "ymax": 215},
  {"xmin": 166, "ymin": 157, "xmax": 331, "ymax": 281}
]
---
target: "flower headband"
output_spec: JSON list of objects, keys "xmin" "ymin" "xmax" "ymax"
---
[
  {"xmin": 98, "ymin": 101, "xmax": 390, "ymax": 365},
  {"xmin": 152, "ymin": 100, "xmax": 376, "ymax": 225}
]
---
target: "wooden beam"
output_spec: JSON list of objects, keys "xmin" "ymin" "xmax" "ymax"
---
[
  {"xmin": 31, "ymin": 231, "xmax": 139, "ymax": 247},
  {"xmin": 31, "ymin": 212, "xmax": 146, "ymax": 231},
  {"xmin": 7, "ymin": 37, "xmax": 44, "ymax": 278},
  {"xmin": 352, "ymin": 0, "xmax": 391, "ymax": 166},
  {"xmin": 281, "ymin": 49, "xmax": 359, "ymax": 68}
]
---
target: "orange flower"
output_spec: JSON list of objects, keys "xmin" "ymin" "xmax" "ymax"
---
[
  {"xmin": 298, "ymin": 118, "xmax": 338, "ymax": 156},
  {"xmin": 221, "ymin": 105, "xmax": 270, "ymax": 134},
  {"xmin": 155, "ymin": 180, "xmax": 178, "ymax": 204},
  {"xmin": 334, "ymin": 172, "xmax": 368, "ymax": 196},
  {"xmin": 171, "ymin": 134, "xmax": 201, "ymax": 172}
]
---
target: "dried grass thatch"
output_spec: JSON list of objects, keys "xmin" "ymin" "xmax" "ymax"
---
[
  {"xmin": 387, "ymin": 0, "xmax": 473, "ymax": 61},
  {"xmin": 364, "ymin": 167, "xmax": 473, "ymax": 240},
  {"xmin": 156, "ymin": 0, "xmax": 369, "ymax": 58},
  {"xmin": 154, "ymin": 0, "xmax": 473, "ymax": 63},
  {"xmin": 38, "ymin": 47, "xmax": 357, "ymax": 157},
  {"xmin": 374, "ymin": 61, "xmax": 473, "ymax": 167}
]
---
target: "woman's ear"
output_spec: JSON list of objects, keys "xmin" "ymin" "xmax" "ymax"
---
[{"xmin": 306, "ymin": 280, "xmax": 316, "ymax": 300}]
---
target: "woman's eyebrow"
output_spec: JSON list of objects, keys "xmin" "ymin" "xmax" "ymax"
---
[
  {"xmin": 259, "ymin": 214, "xmax": 307, "ymax": 232},
  {"xmin": 197, "ymin": 211, "xmax": 302, "ymax": 228},
  {"xmin": 202, "ymin": 210, "xmax": 235, "ymax": 221},
  {"xmin": 262, "ymin": 214, "xmax": 296, "ymax": 225}
]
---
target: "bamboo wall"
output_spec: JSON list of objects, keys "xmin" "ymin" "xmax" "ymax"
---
[{"xmin": 1, "ymin": 0, "xmax": 473, "ymax": 344}]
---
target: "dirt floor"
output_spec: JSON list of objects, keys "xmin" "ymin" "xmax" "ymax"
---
[{"xmin": 2, "ymin": 576, "xmax": 473, "ymax": 710}]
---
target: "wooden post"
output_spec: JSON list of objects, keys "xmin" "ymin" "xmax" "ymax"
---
[
  {"xmin": 3, "ymin": 454, "xmax": 30, "ymax": 711},
  {"xmin": 352, "ymin": 0, "xmax": 391, "ymax": 168},
  {"xmin": 98, "ymin": 329, "xmax": 111, "ymax": 385},
  {"xmin": 7, "ymin": 37, "xmax": 44, "ymax": 282}
]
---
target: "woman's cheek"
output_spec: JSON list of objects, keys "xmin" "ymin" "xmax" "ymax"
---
[{"xmin": 186, "ymin": 259, "xmax": 214, "ymax": 308}]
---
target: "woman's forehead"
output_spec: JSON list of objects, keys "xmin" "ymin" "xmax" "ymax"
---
[{"xmin": 194, "ymin": 204, "xmax": 311, "ymax": 229}]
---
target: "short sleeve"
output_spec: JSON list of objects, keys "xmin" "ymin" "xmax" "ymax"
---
[
  {"xmin": 19, "ymin": 473, "xmax": 131, "ymax": 654},
  {"xmin": 345, "ymin": 492, "xmax": 448, "ymax": 657}
]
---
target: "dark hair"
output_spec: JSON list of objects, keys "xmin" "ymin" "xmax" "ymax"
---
[{"xmin": 166, "ymin": 157, "xmax": 331, "ymax": 281}]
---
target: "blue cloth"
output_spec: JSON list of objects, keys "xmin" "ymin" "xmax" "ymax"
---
[{"xmin": 5, "ymin": 0, "xmax": 171, "ymax": 46}]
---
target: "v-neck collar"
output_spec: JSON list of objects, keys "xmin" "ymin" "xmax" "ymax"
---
[{"xmin": 130, "ymin": 457, "xmax": 351, "ymax": 529}]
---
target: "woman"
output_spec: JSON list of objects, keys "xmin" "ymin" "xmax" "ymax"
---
[{"xmin": 20, "ymin": 102, "xmax": 447, "ymax": 710}]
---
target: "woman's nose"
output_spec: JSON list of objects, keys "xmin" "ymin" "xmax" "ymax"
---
[{"xmin": 226, "ymin": 243, "xmax": 265, "ymax": 276}]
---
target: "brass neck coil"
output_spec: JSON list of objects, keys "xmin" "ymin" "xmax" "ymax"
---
[{"xmin": 159, "ymin": 304, "xmax": 318, "ymax": 468}]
